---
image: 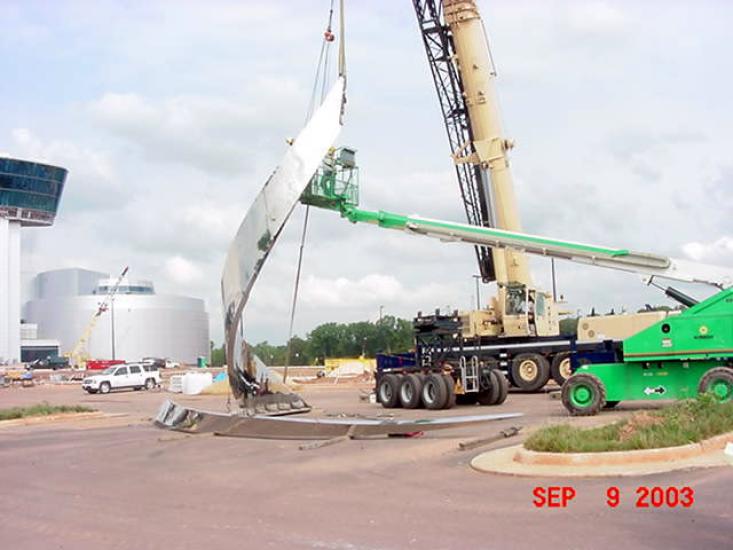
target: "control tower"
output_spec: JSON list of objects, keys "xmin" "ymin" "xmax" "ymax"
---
[{"xmin": 0, "ymin": 157, "xmax": 67, "ymax": 363}]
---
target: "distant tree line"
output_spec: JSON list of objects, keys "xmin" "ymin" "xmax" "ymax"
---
[{"xmin": 209, "ymin": 315, "xmax": 414, "ymax": 367}]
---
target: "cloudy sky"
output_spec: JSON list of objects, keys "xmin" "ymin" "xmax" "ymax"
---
[{"xmin": 2, "ymin": 0, "xmax": 732, "ymax": 346}]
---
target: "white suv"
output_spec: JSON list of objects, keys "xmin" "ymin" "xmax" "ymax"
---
[{"xmin": 82, "ymin": 363, "xmax": 161, "ymax": 394}]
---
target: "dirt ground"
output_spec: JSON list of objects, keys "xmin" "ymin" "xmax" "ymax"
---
[{"xmin": 0, "ymin": 383, "xmax": 730, "ymax": 549}]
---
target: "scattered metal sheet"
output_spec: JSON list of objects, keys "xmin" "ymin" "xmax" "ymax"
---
[
  {"xmin": 154, "ymin": 399, "xmax": 522, "ymax": 440},
  {"xmin": 221, "ymin": 77, "xmax": 345, "ymax": 408}
]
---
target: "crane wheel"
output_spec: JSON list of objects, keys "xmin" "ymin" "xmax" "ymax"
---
[
  {"xmin": 378, "ymin": 374, "xmax": 402, "ymax": 408},
  {"xmin": 561, "ymin": 373, "xmax": 606, "ymax": 416},
  {"xmin": 478, "ymin": 369, "xmax": 508, "ymax": 406},
  {"xmin": 550, "ymin": 352, "xmax": 572, "ymax": 386},
  {"xmin": 510, "ymin": 353, "xmax": 550, "ymax": 392},
  {"xmin": 399, "ymin": 374, "xmax": 424, "ymax": 409},
  {"xmin": 492, "ymin": 369, "xmax": 509, "ymax": 405},
  {"xmin": 422, "ymin": 373, "xmax": 449, "ymax": 410},
  {"xmin": 698, "ymin": 367, "xmax": 733, "ymax": 402},
  {"xmin": 441, "ymin": 374, "xmax": 456, "ymax": 409}
]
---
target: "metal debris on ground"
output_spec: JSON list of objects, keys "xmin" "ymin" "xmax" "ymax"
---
[
  {"xmin": 155, "ymin": 399, "xmax": 522, "ymax": 441},
  {"xmin": 458, "ymin": 426, "xmax": 522, "ymax": 451}
]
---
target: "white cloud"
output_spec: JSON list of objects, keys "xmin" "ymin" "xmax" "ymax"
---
[
  {"xmin": 565, "ymin": 2, "xmax": 627, "ymax": 35},
  {"xmin": 682, "ymin": 237, "xmax": 733, "ymax": 263},
  {"xmin": 164, "ymin": 255, "xmax": 204, "ymax": 286},
  {"xmin": 4, "ymin": 0, "xmax": 733, "ymax": 346}
]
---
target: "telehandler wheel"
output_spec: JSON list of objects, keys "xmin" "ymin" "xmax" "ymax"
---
[
  {"xmin": 378, "ymin": 374, "xmax": 402, "ymax": 408},
  {"xmin": 441, "ymin": 374, "xmax": 456, "ymax": 409},
  {"xmin": 399, "ymin": 374, "xmax": 424, "ymax": 409},
  {"xmin": 561, "ymin": 373, "xmax": 606, "ymax": 416},
  {"xmin": 550, "ymin": 352, "xmax": 573, "ymax": 386},
  {"xmin": 422, "ymin": 373, "xmax": 449, "ymax": 410},
  {"xmin": 510, "ymin": 353, "xmax": 550, "ymax": 392},
  {"xmin": 698, "ymin": 367, "xmax": 733, "ymax": 402}
]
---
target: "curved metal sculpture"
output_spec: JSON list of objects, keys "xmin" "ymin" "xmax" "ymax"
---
[{"xmin": 222, "ymin": 77, "xmax": 345, "ymax": 414}]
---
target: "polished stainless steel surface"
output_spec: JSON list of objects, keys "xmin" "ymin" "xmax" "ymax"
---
[
  {"xmin": 154, "ymin": 399, "xmax": 523, "ymax": 439},
  {"xmin": 222, "ymin": 77, "xmax": 345, "ymax": 397}
]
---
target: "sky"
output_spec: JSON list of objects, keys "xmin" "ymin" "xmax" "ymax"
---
[{"xmin": 2, "ymin": 0, "xmax": 732, "ymax": 347}]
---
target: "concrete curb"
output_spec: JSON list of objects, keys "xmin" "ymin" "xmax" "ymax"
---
[
  {"xmin": 471, "ymin": 431, "xmax": 733, "ymax": 477},
  {"xmin": 515, "ymin": 431, "xmax": 733, "ymax": 466}
]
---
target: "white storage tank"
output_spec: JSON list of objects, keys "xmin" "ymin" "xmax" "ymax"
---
[{"xmin": 23, "ymin": 268, "xmax": 209, "ymax": 365}]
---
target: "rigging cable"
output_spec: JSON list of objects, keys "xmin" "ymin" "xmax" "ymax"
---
[{"xmin": 284, "ymin": 0, "xmax": 340, "ymax": 383}]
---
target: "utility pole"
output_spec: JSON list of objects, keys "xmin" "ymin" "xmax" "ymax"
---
[
  {"xmin": 379, "ymin": 305, "xmax": 384, "ymax": 323},
  {"xmin": 472, "ymin": 274, "xmax": 482, "ymax": 309},
  {"xmin": 110, "ymin": 295, "xmax": 116, "ymax": 360}
]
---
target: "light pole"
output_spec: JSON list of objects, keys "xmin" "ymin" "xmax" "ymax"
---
[
  {"xmin": 378, "ymin": 305, "xmax": 384, "ymax": 323},
  {"xmin": 110, "ymin": 295, "xmax": 116, "ymax": 360},
  {"xmin": 472, "ymin": 275, "xmax": 481, "ymax": 309},
  {"xmin": 551, "ymin": 258, "xmax": 558, "ymax": 301}
]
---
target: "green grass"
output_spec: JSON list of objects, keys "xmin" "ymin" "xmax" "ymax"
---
[
  {"xmin": 525, "ymin": 394, "xmax": 733, "ymax": 453},
  {"xmin": 0, "ymin": 402, "xmax": 95, "ymax": 422}
]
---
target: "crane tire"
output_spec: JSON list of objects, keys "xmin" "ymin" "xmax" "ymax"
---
[
  {"xmin": 550, "ymin": 352, "xmax": 573, "ymax": 386},
  {"xmin": 477, "ymin": 370, "xmax": 500, "ymax": 405},
  {"xmin": 511, "ymin": 353, "xmax": 551, "ymax": 392},
  {"xmin": 399, "ymin": 374, "xmax": 423, "ymax": 409},
  {"xmin": 422, "ymin": 373, "xmax": 449, "ymax": 410},
  {"xmin": 492, "ymin": 369, "xmax": 509, "ymax": 405},
  {"xmin": 441, "ymin": 374, "xmax": 456, "ymax": 409},
  {"xmin": 378, "ymin": 374, "xmax": 402, "ymax": 408}
]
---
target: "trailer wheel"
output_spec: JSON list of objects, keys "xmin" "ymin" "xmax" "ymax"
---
[
  {"xmin": 550, "ymin": 352, "xmax": 572, "ymax": 386},
  {"xmin": 399, "ymin": 374, "xmax": 424, "ymax": 409},
  {"xmin": 511, "ymin": 353, "xmax": 550, "ymax": 392},
  {"xmin": 378, "ymin": 374, "xmax": 402, "ymax": 408},
  {"xmin": 422, "ymin": 373, "xmax": 449, "ymax": 410},
  {"xmin": 698, "ymin": 367, "xmax": 733, "ymax": 402},
  {"xmin": 441, "ymin": 374, "xmax": 456, "ymax": 409},
  {"xmin": 562, "ymin": 373, "xmax": 606, "ymax": 416}
]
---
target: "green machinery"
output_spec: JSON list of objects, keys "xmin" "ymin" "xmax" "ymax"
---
[{"xmin": 302, "ymin": 149, "xmax": 733, "ymax": 415}]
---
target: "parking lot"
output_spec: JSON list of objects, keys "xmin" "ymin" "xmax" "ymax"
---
[{"xmin": 0, "ymin": 383, "xmax": 731, "ymax": 549}]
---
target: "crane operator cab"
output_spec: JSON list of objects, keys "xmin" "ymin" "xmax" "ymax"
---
[
  {"xmin": 500, "ymin": 284, "xmax": 559, "ymax": 338},
  {"xmin": 459, "ymin": 283, "xmax": 559, "ymax": 339}
]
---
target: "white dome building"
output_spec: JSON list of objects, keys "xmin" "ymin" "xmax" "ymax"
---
[{"xmin": 23, "ymin": 268, "xmax": 209, "ymax": 365}]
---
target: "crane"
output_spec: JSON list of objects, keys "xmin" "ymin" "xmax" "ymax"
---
[
  {"xmin": 413, "ymin": 0, "xmax": 554, "ymax": 343},
  {"xmin": 66, "ymin": 266, "xmax": 129, "ymax": 369}
]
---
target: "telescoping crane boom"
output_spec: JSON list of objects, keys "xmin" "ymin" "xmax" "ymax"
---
[{"xmin": 413, "ymin": 0, "xmax": 554, "ymax": 342}]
